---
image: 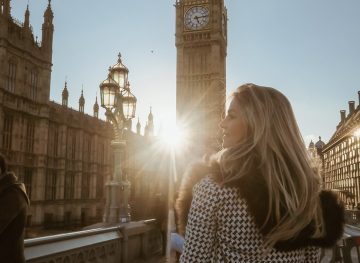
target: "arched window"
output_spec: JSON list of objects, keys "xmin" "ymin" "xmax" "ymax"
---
[
  {"xmin": 29, "ymin": 69, "xmax": 38, "ymax": 100},
  {"xmin": 6, "ymin": 60, "xmax": 17, "ymax": 92},
  {"xmin": 65, "ymin": 173, "xmax": 75, "ymax": 199},
  {"xmin": 23, "ymin": 168, "xmax": 33, "ymax": 200},
  {"xmin": 2, "ymin": 114, "xmax": 13, "ymax": 150},
  {"xmin": 45, "ymin": 170, "xmax": 57, "ymax": 200},
  {"xmin": 25, "ymin": 118, "xmax": 35, "ymax": 153}
]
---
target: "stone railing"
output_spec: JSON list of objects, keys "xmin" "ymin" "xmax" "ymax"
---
[{"xmin": 25, "ymin": 219, "xmax": 163, "ymax": 263}]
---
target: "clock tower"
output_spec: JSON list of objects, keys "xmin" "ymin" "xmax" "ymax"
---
[{"xmin": 175, "ymin": 0, "xmax": 227, "ymax": 155}]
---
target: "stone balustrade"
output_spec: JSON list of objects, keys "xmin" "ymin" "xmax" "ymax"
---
[
  {"xmin": 24, "ymin": 217, "xmax": 360, "ymax": 262},
  {"xmin": 25, "ymin": 219, "xmax": 163, "ymax": 263}
]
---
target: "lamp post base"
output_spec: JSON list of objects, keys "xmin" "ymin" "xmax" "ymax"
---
[
  {"xmin": 103, "ymin": 181, "xmax": 131, "ymax": 224},
  {"xmin": 103, "ymin": 140, "xmax": 131, "ymax": 224}
]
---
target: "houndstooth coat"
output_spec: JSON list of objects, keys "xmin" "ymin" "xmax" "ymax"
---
[{"xmin": 176, "ymin": 162, "xmax": 344, "ymax": 263}]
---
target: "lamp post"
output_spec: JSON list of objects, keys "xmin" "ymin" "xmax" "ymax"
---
[{"xmin": 100, "ymin": 53, "xmax": 137, "ymax": 224}]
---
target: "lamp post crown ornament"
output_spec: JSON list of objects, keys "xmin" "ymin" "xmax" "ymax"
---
[
  {"xmin": 110, "ymin": 53, "xmax": 129, "ymax": 73},
  {"xmin": 125, "ymin": 81, "xmax": 130, "ymax": 91}
]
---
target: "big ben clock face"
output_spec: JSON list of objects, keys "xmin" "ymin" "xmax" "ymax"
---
[{"xmin": 184, "ymin": 6, "xmax": 210, "ymax": 30}]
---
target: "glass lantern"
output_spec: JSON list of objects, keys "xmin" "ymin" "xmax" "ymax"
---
[
  {"xmin": 109, "ymin": 53, "xmax": 129, "ymax": 89},
  {"xmin": 121, "ymin": 82, "xmax": 137, "ymax": 120},
  {"xmin": 99, "ymin": 74, "xmax": 120, "ymax": 109}
]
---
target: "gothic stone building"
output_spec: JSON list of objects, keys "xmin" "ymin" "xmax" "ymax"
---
[
  {"xmin": 0, "ymin": 2, "xmax": 116, "ymax": 231},
  {"xmin": 322, "ymin": 92, "xmax": 360, "ymax": 207},
  {"xmin": 0, "ymin": 1, "xmax": 165, "ymax": 233}
]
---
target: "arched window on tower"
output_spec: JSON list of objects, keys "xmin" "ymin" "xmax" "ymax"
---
[
  {"xmin": 6, "ymin": 61, "xmax": 17, "ymax": 92},
  {"xmin": 29, "ymin": 70, "xmax": 38, "ymax": 100}
]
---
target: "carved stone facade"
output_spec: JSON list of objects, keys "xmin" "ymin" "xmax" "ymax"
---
[
  {"xmin": 0, "ymin": 2, "xmax": 167, "ymax": 233},
  {"xmin": 175, "ymin": 0, "xmax": 227, "ymax": 155},
  {"xmin": 0, "ymin": 2, "xmax": 115, "ymax": 231}
]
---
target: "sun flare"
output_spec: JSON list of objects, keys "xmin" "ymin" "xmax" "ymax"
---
[{"xmin": 158, "ymin": 123, "xmax": 188, "ymax": 151}]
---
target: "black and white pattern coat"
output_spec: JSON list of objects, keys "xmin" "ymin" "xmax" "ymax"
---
[{"xmin": 176, "ymin": 162, "xmax": 344, "ymax": 263}]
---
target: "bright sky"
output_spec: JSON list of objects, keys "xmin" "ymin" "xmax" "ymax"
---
[{"xmin": 10, "ymin": 0, "xmax": 360, "ymax": 146}]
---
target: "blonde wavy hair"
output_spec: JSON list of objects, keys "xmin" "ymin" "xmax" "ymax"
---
[{"xmin": 218, "ymin": 83, "xmax": 324, "ymax": 248}]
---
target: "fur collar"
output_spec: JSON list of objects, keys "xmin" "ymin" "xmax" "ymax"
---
[{"xmin": 175, "ymin": 161, "xmax": 344, "ymax": 251}]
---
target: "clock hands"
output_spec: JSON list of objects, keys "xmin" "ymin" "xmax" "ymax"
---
[
  {"xmin": 185, "ymin": 6, "xmax": 210, "ymax": 30},
  {"xmin": 194, "ymin": 15, "xmax": 208, "ymax": 23}
]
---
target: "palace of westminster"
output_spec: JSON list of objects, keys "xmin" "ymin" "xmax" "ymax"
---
[
  {"xmin": 0, "ymin": 1, "xmax": 163, "ymax": 234},
  {"xmin": 1, "ymin": 0, "xmax": 360, "ymax": 236}
]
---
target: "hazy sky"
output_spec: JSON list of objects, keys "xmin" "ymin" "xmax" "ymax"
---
[{"xmin": 10, "ymin": 0, "xmax": 360, "ymax": 145}]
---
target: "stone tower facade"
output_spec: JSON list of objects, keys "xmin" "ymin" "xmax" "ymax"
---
[
  {"xmin": 175, "ymin": 0, "xmax": 227, "ymax": 155},
  {"xmin": 0, "ymin": 1, "xmax": 53, "ymax": 104}
]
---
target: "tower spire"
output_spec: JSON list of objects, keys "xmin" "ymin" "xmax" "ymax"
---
[
  {"xmin": 62, "ymin": 80, "xmax": 69, "ymax": 107},
  {"xmin": 136, "ymin": 117, "xmax": 141, "ymax": 135},
  {"xmin": 24, "ymin": 4, "xmax": 30, "ymax": 28},
  {"xmin": 93, "ymin": 95, "xmax": 99, "ymax": 118},
  {"xmin": 1, "ymin": 0, "xmax": 11, "ymax": 18},
  {"xmin": 79, "ymin": 88, "xmax": 85, "ymax": 113},
  {"xmin": 41, "ymin": 0, "xmax": 54, "ymax": 55},
  {"xmin": 147, "ymin": 107, "xmax": 154, "ymax": 137}
]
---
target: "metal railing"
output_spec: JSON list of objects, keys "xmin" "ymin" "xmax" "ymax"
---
[
  {"xmin": 25, "ymin": 219, "xmax": 163, "ymax": 263},
  {"xmin": 323, "ymin": 211, "xmax": 360, "ymax": 262},
  {"xmin": 345, "ymin": 210, "xmax": 360, "ymax": 227}
]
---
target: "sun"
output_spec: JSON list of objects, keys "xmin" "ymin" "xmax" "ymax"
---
[{"xmin": 158, "ymin": 122, "xmax": 188, "ymax": 151}]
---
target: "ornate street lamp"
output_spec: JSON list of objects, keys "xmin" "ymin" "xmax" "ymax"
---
[{"xmin": 100, "ymin": 53, "xmax": 137, "ymax": 224}]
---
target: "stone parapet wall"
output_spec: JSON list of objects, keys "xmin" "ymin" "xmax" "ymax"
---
[{"xmin": 25, "ymin": 219, "xmax": 163, "ymax": 263}]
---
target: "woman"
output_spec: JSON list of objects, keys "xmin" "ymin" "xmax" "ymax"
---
[{"xmin": 176, "ymin": 84, "xmax": 344, "ymax": 262}]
